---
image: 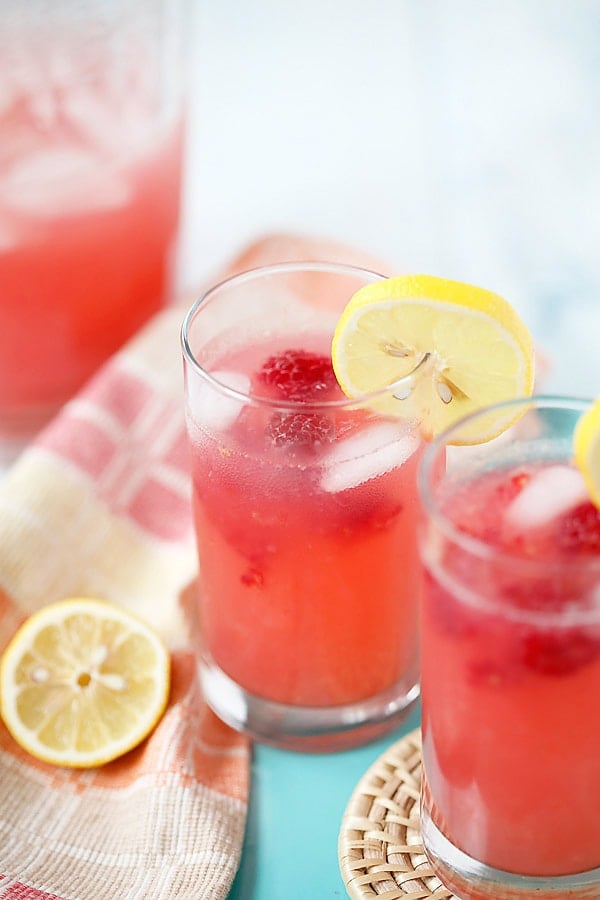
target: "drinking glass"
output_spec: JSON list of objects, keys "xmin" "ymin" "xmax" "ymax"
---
[
  {"xmin": 181, "ymin": 262, "xmax": 424, "ymax": 751},
  {"xmin": 418, "ymin": 396, "xmax": 600, "ymax": 899},
  {"xmin": 0, "ymin": 0, "xmax": 187, "ymax": 463}
]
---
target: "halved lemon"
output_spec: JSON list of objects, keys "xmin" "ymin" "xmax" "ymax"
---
[
  {"xmin": 573, "ymin": 397, "xmax": 600, "ymax": 509},
  {"xmin": 0, "ymin": 598, "xmax": 170, "ymax": 768},
  {"xmin": 331, "ymin": 274, "xmax": 535, "ymax": 444}
]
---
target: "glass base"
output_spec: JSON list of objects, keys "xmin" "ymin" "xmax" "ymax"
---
[
  {"xmin": 421, "ymin": 806, "xmax": 600, "ymax": 900},
  {"xmin": 198, "ymin": 657, "xmax": 419, "ymax": 752}
]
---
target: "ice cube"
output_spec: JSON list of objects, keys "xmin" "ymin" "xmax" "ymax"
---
[
  {"xmin": 188, "ymin": 370, "xmax": 250, "ymax": 432},
  {"xmin": 0, "ymin": 146, "xmax": 131, "ymax": 216},
  {"xmin": 505, "ymin": 464, "xmax": 589, "ymax": 530},
  {"xmin": 63, "ymin": 85, "xmax": 152, "ymax": 160},
  {"xmin": 320, "ymin": 421, "xmax": 419, "ymax": 493}
]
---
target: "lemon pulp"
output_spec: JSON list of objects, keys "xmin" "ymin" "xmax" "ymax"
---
[
  {"xmin": 331, "ymin": 274, "xmax": 535, "ymax": 445},
  {"xmin": 0, "ymin": 597, "xmax": 170, "ymax": 768}
]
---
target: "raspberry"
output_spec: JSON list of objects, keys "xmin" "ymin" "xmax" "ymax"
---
[
  {"xmin": 258, "ymin": 349, "xmax": 337, "ymax": 401},
  {"xmin": 494, "ymin": 571, "xmax": 600, "ymax": 676},
  {"xmin": 502, "ymin": 575, "xmax": 567, "ymax": 613},
  {"xmin": 519, "ymin": 627, "xmax": 599, "ymax": 676},
  {"xmin": 266, "ymin": 411, "xmax": 335, "ymax": 450},
  {"xmin": 556, "ymin": 501, "xmax": 600, "ymax": 554}
]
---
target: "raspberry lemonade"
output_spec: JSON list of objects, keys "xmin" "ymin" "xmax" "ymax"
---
[
  {"xmin": 0, "ymin": 3, "xmax": 185, "ymax": 455},
  {"xmin": 0, "ymin": 125, "xmax": 183, "ymax": 430},
  {"xmin": 419, "ymin": 397, "xmax": 600, "ymax": 900},
  {"xmin": 182, "ymin": 263, "xmax": 425, "ymax": 750}
]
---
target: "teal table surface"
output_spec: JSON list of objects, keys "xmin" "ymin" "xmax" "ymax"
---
[{"xmin": 228, "ymin": 706, "xmax": 421, "ymax": 900}]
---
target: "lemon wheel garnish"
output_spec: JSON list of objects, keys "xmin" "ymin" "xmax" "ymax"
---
[
  {"xmin": 331, "ymin": 274, "xmax": 535, "ymax": 445},
  {"xmin": 0, "ymin": 598, "xmax": 170, "ymax": 768},
  {"xmin": 574, "ymin": 398, "xmax": 600, "ymax": 509}
]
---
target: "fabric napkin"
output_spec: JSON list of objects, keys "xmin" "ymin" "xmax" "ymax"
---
[{"xmin": 0, "ymin": 233, "xmax": 389, "ymax": 900}]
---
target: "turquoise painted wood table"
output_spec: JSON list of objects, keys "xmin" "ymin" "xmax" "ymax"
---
[{"xmin": 228, "ymin": 706, "xmax": 421, "ymax": 900}]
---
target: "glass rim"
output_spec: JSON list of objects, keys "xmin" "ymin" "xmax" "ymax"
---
[
  {"xmin": 418, "ymin": 393, "xmax": 600, "ymax": 573},
  {"xmin": 180, "ymin": 259, "xmax": 429, "ymax": 413}
]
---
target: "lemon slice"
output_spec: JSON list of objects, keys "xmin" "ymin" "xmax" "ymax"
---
[
  {"xmin": 331, "ymin": 274, "xmax": 535, "ymax": 444},
  {"xmin": 573, "ymin": 398, "xmax": 600, "ymax": 509},
  {"xmin": 0, "ymin": 598, "xmax": 170, "ymax": 768}
]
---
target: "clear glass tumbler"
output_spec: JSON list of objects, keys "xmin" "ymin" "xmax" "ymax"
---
[
  {"xmin": 181, "ymin": 262, "xmax": 424, "ymax": 751},
  {"xmin": 418, "ymin": 396, "xmax": 600, "ymax": 899},
  {"xmin": 0, "ymin": 0, "xmax": 187, "ymax": 463}
]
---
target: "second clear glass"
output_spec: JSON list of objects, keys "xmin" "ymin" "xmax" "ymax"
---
[{"xmin": 418, "ymin": 396, "xmax": 600, "ymax": 899}]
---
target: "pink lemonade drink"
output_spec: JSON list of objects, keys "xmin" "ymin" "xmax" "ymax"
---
[
  {"xmin": 182, "ymin": 263, "xmax": 424, "ymax": 751},
  {"xmin": 0, "ymin": 4, "xmax": 186, "ymax": 453},
  {"xmin": 419, "ymin": 397, "xmax": 600, "ymax": 900}
]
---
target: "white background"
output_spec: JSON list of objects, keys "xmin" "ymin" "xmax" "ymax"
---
[{"xmin": 178, "ymin": 0, "xmax": 600, "ymax": 396}]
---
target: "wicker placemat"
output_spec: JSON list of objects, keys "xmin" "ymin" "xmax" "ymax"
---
[{"xmin": 338, "ymin": 728, "xmax": 456, "ymax": 899}]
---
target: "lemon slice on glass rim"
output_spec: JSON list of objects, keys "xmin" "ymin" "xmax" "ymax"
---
[
  {"xmin": 0, "ymin": 597, "xmax": 170, "ymax": 768},
  {"xmin": 331, "ymin": 274, "xmax": 535, "ymax": 445},
  {"xmin": 574, "ymin": 397, "xmax": 600, "ymax": 509}
]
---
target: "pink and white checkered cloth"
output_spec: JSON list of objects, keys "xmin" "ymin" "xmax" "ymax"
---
[{"xmin": 0, "ymin": 234, "xmax": 389, "ymax": 900}]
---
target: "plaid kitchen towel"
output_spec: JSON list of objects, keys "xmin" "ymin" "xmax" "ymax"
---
[{"xmin": 0, "ymin": 233, "xmax": 389, "ymax": 900}]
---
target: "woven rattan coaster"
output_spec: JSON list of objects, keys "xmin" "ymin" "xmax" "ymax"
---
[{"xmin": 338, "ymin": 728, "xmax": 457, "ymax": 899}]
